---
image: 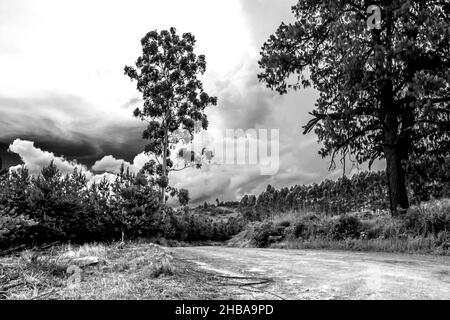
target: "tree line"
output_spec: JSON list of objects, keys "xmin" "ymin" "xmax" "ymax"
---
[
  {"xmin": 239, "ymin": 166, "xmax": 450, "ymax": 221},
  {"xmin": 0, "ymin": 163, "xmax": 241, "ymax": 250}
]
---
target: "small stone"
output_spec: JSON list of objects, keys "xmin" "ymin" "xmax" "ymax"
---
[{"xmin": 72, "ymin": 256, "xmax": 100, "ymax": 267}]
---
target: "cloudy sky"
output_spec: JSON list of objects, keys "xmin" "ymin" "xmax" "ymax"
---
[{"xmin": 0, "ymin": 0, "xmax": 383, "ymax": 203}]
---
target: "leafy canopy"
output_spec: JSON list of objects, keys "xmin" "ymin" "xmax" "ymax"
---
[
  {"xmin": 259, "ymin": 0, "xmax": 450, "ymax": 168},
  {"xmin": 124, "ymin": 28, "xmax": 217, "ymax": 199}
]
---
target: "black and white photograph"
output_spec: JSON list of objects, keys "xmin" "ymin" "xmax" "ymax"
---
[{"xmin": 0, "ymin": 0, "xmax": 449, "ymax": 309}]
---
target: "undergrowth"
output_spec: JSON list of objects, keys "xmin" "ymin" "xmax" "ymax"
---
[{"xmin": 228, "ymin": 199, "xmax": 450, "ymax": 255}]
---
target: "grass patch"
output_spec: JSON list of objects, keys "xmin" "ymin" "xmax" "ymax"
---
[
  {"xmin": 0, "ymin": 241, "xmax": 231, "ymax": 300},
  {"xmin": 271, "ymin": 237, "xmax": 450, "ymax": 255}
]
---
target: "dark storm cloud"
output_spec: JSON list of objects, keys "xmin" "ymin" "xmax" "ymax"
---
[
  {"xmin": 92, "ymin": 124, "xmax": 147, "ymax": 166},
  {"xmin": 0, "ymin": 94, "xmax": 88, "ymax": 139},
  {"xmin": 0, "ymin": 93, "xmax": 146, "ymax": 168},
  {"xmin": 0, "ymin": 142, "xmax": 20, "ymax": 169}
]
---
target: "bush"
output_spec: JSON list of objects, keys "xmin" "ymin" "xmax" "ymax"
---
[
  {"xmin": 0, "ymin": 212, "xmax": 37, "ymax": 247},
  {"xmin": 436, "ymin": 231, "xmax": 450, "ymax": 249},
  {"xmin": 292, "ymin": 214, "xmax": 321, "ymax": 239},
  {"xmin": 403, "ymin": 199, "xmax": 450, "ymax": 237},
  {"xmin": 149, "ymin": 251, "xmax": 175, "ymax": 278},
  {"xmin": 331, "ymin": 215, "xmax": 362, "ymax": 240},
  {"xmin": 293, "ymin": 222, "xmax": 305, "ymax": 238},
  {"xmin": 252, "ymin": 222, "xmax": 275, "ymax": 248}
]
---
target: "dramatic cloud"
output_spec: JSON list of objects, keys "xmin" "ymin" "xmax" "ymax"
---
[
  {"xmin": 8, "ymin": 139, "xmax": 92, "ymax": 179},
  {"xmin": 7, "ymin": 139, "xmax": 137, "ymax": 187},
  {"xmin": 0, "ymin": 93, "xmax": 147, "ymax": 166}
]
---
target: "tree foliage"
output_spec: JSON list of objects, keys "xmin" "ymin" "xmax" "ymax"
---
[
  {"xmin": 124, "ymin": 28, "xmax": 217, "ymax": 204},
  {"xmin": 178, "ymin": 188, "xmax": 190, "ymax": 207}
]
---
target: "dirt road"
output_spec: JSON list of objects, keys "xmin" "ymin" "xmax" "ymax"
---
[{"xmin": 171, "ymin": 246, "xmax": 450, "ymax": 300}]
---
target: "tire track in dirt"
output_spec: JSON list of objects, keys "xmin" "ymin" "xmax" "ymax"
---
[{"xmin": 171, "ymin": 246, "xmax": 450, "ymax": 300}]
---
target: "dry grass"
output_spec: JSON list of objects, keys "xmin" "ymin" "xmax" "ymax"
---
[
  {"xmin": 271, "ymin": 237, "xmax": 450, "ymax": 255},
  {"xmin": 0, "ymin": 242, "xmax": 231, "ymax": 300}
]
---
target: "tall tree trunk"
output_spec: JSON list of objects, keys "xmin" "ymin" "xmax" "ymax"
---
[
  {"xmin": 161, "ymin": 127, "xmax": 168, "ymax": 205},
  {"xmin": 384, "ymin": 144, "xmax": 409, "ymax": 216},
  {"xmin": 375, "ymin": 8, "xmax": 410, "ymax": 216},
  {"xmin": 380, "ymin": 77, "xmax": 410, "ymax": 216}
]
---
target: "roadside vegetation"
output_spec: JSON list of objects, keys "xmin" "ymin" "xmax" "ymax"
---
[
  {"xmin": 0, "ymin": 242, "xmax": 235, "ymax": 300},
  {"xmin": 229, "ymin": 199, "xmax": 450, "ymax": 255}
]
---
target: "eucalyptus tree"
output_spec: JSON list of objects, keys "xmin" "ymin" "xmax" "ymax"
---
[{"xmin": 125, "ymin": 28, "xmax": 217, "ymax": 204}]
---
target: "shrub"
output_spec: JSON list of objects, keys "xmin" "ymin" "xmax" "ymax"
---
[
  {"xmin": 293, "ymin": 222, "xmax": 306, "ymax": 238},
  {"xmin": 149, "ymin": 252, "xmax": 175, "ymax": 278},
  {"xmin": 292, "ymin": 214, "xmax": 322, "ymax": 239},
  {"xmin": 0, "ymin": 212, "xmax": 37, "ymax": 248},
  {"xmin": 252, "ymin": 222, "xmax": 275, "ymax": 248},
  {"xmin": 331, "ymin": 215, "xmax": 362, "ymax": 240},
  {"xmin": 403, "ymin": 199, "xmax": 450, "ymax": 237},
  {"xmin": 436, "ymin": 231, "xmax": 450, "ymax": 249}
]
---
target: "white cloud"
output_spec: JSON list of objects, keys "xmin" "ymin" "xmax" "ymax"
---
[
  {"xmin": 91, "ymin": 155, "xmax": 132, "ymax": 174},
  {"xmin": 8, "ymin": 139, "xmax": 130, "ymax": 186},
  {"xmin": 92, "ymin": 153, "xmax": 152, "ymax": 174},
  {"xmin": 0, "ymin": 0, "xmax": 252, "ymax": 109},
  {"xmin": 8, "ymin": 139, "xmax": 92, "ymax": 179}
]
